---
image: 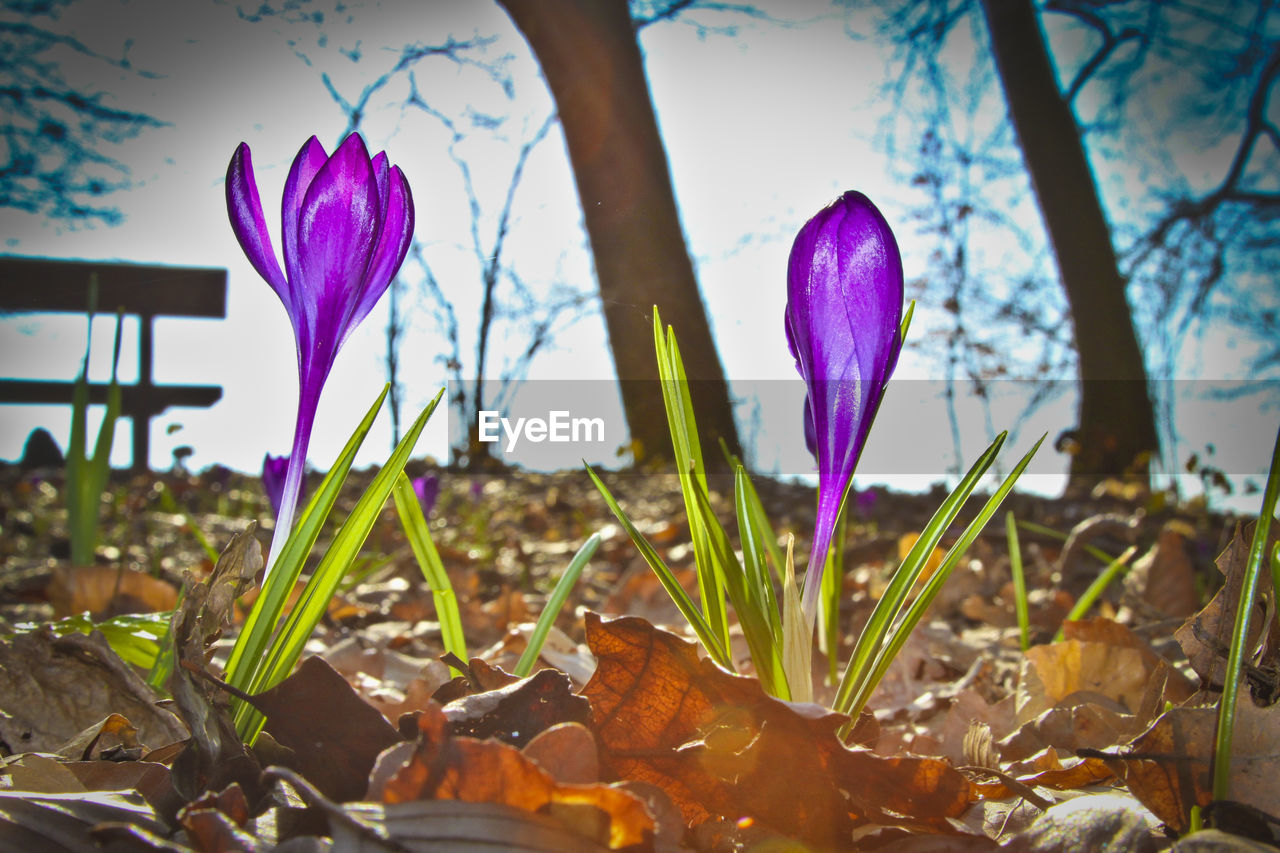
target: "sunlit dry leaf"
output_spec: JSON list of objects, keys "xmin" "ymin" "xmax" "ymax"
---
[
  {"xmin": 371, "ymin": 703, "xmax": 653, "ymax": 851},
  {"xmin": 1015, "ymin": 640, "xmax": 1150, "ymax": 723},
  {"xmin": 0, "ymin": 628, "xmax": 186, "ymax": 755},
  {"xmin": 46, "ymin": 565, "xmax": 179, "ymax": 619},
  {"xmin": 177, "ymin": 783, "xmax": 255, "ymax": 853},
  {"xmin": 3, "ymin": 752, "xmax": 86, "ymax": 793},
  {"xmin": 1060, "ymin": 618, "xmax": 1194, "ymax": 704},
  {"xmin": 65, "ymin": 759, "xmax": 181, "ymax": 826},
  {"xmin": 523, "ymin": 722, "xmax": 600, "ymax": 784},
  {"xmin": 1003, "ymin": 747, "xmax": 1113, "ymax": 789},
  {"xmin": 56, "ymin": 713, "xmax": 141, "ymax": 762},
  {"xmin": 1104, "ymin": 701, "xmax": 1280, "ymax": 834},
  {"xmin": 581, "ymin": 612, "xmax": 971, "ymax": 848},
  {"xmin": 0, "ymin": 789, "xmax": 169, "ymax": 852},
  {"xmin": 442, "ymin": 667, "xmax": 591, "ymax": 748},
  {"xmin": 1175, "ymin": 523, "xmax": 1279, "ymax": 689},
  {"xmin": 1000, "ymin": 700, "xmax": 1132, "ymax": 763},
  {"xmin": 242, "ymin": 655, "xmax": 402, "ymax": 803},
  {"xmin": 1123, "ymin": 524, "xmax": 1201, "ymax": 619}
]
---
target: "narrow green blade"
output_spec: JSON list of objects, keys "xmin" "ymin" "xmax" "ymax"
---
[
  {"xmin": 586, "ymin": 463, "xmax": 731, "ymax": 668},
  {"xmin": 393, "ymin": 466, "xmax": 467, "ymax": 673},
  {"xmin": 514, "ymin": 532, "xmax": 601, "ymax": 677}
]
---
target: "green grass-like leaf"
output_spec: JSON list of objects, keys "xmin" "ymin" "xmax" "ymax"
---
[
  {"xmin": 514, "ymin": 531, "xmax": 601, "ymax": 677},
  {"xmin": 653, "ymin": 308, "xmax": 729, "ymax": 650},
  {"xmin": 690, "ymin": 472, "xmax": 785, "ymax": 695},
  {"xmin": 585, "ymin": 463, "xmax": 732, "ymax": 669},
  {"xmin": 1212, "ymin": 424, "xmax": 1280, "ymax": 802},
  {"xmin": 225, "ymin": 384, "xmax": 391, "ymax": 713},
  {"xmin": 838, "ymin": 434, "xmax": 1044, "ymax": 726},
  {"xmin": 1006, "ymin": 511, "xmax": 1030, "ymax": 652},
  {"xmin": 832, "ymin": 430, "xmax": 1008, "ymax": 716},
  {"xmin": 67, "ymin": 288, "xmax": 124, "ymax": 566},
  {"xmin": 248, "ymin": 390, "xmax": 441, "ymax": 707},
  {"xmin": 393, "ymin": 467, "xmax": 466, "ymax": 675},
  {"xmin": 721, "ymin": 438, "xmax": 786, "ymax": 583},
  {"xmin": 821, "ymin": 512, "xmax": 846, "ymax": 685},
  {"xmin": 1052, "ymin": 545, "xmax": 1138, "ymax": 642}
]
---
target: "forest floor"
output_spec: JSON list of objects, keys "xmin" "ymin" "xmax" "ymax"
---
[{"xmin": 0, "ymin": 461, "xmax": 1276, "ymax": 851}]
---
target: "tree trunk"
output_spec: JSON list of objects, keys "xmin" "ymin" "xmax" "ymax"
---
[
  {"xmin": 978, "ymin": 0, "xmax": 1159, "ymax": 489},
  {"xmin": 495, "ymin": 0, "xmax": 742, "ymax": 469}
]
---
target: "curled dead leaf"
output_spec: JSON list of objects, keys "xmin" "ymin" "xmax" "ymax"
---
[
  {"xmin": 581, "ymin": 612, "xmax": 972, "ymax": 849},
  {"xmin": 371, "ymin": 702, "xmax": 653, "ymax": 851}
]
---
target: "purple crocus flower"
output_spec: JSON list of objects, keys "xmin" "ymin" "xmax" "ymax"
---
[
  {"xmin": 261, "ymin": 453, "xmax": 289, "ymax": 517},
  {"xmin": 227, "ymin": 134, "xmax": 414, "ymax": 571},
  {"xmin": 412, "ymin": 473, "xmax": 439, "ymax": 518},
  {"xmin": 785, "ymin": 191, "xmax": 904, "ymax": 619}
]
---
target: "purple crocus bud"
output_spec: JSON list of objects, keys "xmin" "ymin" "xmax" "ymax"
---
[
  {"xmin": 785, "ymin": 191, "xmax": 904, "ymax": 619},
  {"xmin": 227, "ymin": 134, "xmax": 414, "ymax": 572},
  {"xmin": 412, "ymin": 473, "xmax": 439, "ymax": 518},
  {"xmin": 261, "ymin": 453, "xmax": 289, "ymax": 517}
]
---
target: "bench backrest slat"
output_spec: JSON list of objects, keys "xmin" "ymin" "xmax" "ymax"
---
[{"xmin": 0, "ymin": 257, "xmax": 226, "ymax": 318}]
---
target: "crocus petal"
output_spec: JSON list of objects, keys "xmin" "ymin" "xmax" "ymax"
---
[
  {"xmin": 345, "ymin": 164, "xmax": 413, "ymax": 344},
  {"xmin": 226, "ymin": 143, "xmax": 288, "ymax": 297},
  {"xmin": 295, "ymin": 134, "xmax": 381, "ymax": 371},
  {"xmin": 281, "ymin": 136, "xmax": 330, "ymax": 323},
  {"xmin": 785, "ymin": 191, "xmax": 903, "ymax": 616}
]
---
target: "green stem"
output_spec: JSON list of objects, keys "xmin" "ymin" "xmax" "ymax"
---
[{"xmin": 1211, "ymin": 424, "xmax": 1280, "ymax": 803}]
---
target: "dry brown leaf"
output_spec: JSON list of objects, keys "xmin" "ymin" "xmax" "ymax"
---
[
  {"xmin": 523, "ymin": 722, "xmax": 600, "ymax": 784},
  {"xmin": 3, "ymin": 752, "xmax": 86, "ymax": 793},
  {"xmin": 1123, "ymin": 524, "xmax": 1201, "ymax": 619},
  {"xmin": 335, "ymin": 799, "xmax": 620, "ymax": 853},
  {"xmin": 581, "ymin": 612, "xmax": 972, "ymax": 848},
  {"xmin": 372, "ymin": 702, "xmax": 653, "ymax": 851},
  {"xmin": 165, "ymin": 525, "xmax": 261, "ymax": 804},
  {"xmin": 0, "ymin": 628, "xmax": 186, "ymax": 755},
  {"xmin": 1003, "ymin": 747, "xmax": 1114, "ymax": 789},
  {"xmin": 46, "ymin": 565, "xmax": 179, "ymax": 619},
  {"xmin": 1016, "ymin": 640, "xmax": 1150, "ymax": 723},
  {"xmin": 176, "ymin": 783, "xmax": 255, "ymax": 853},
  {"xmin": 1061, "ymin": 619, "xmax": 1196, "ymax": 705},
  {"xmin": 1104, "ymin": 700, "xmax": 1280, "ymax": 833},
  {"xmin": 441, "ymin": 667, "xmax": 591, "ymax": 748},
  {"xmin": 1175, "ymin": 523, "xmax": 1280, "ymax": 689},
  {"xmin": 242, "ymin": 655, "xmax": 403, "ymax": 803},
  {"xmin": 0, "ymin": 789, "xmax": 170, "ymax": 852}
]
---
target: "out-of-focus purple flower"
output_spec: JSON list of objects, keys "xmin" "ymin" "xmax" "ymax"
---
[
  {"xmin": 785, "ymin": 191, "xmax": 904, "ymax": 618},
  {"xmin": 261, "ymin": 453, "xmax": 289, "ymax": 517},
  {"xmin": 227, "ymin": 133, "xmax": 414, "ymax": 572},
  {"xmin": 854, "ymin": 487, "xmax": 878, "ymax": 519},
  {"xmin": 412, "ymin": 473, "xmax": 439, "ymax": 518}
]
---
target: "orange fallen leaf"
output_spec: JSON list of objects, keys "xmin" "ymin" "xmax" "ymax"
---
[
  {"xmin": 580, "ymin": 612, "xmax": 972, "ymax": 848},
  {"xmin": 46, "ymin": 565, "xmax": 179, "ymax": 619},
  {"xmin": 372, "ymin": 702, "xmax": 653, "ymax": 851}
]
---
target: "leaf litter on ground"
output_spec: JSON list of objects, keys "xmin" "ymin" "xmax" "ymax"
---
[{"xmin": 1, "ymin": 465, "xmax": 1278, "ymax": 850}]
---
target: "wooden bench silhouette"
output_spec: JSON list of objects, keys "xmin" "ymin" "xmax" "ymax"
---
[{"xmin": 0, "ymin": 257, "xmax": 227, "ymax": 469}]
